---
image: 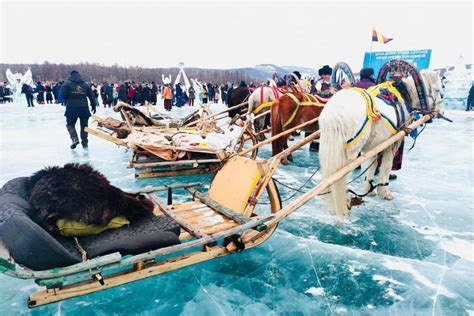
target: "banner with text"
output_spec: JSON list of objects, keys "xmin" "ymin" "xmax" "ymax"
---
[{"xmin": 363, "ymin": 49, "xmax": 432, "ymax": 76}]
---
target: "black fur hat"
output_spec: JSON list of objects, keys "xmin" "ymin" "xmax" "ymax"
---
[
  {"xmin": 318, "ymin": 65, "xmax": 332, "ymax": 76},
  {"xmin": 360, "ymin": 68, "xmax": 375, "ymax": 79}
]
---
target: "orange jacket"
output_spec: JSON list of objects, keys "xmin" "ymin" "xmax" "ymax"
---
[{"xmin": 162, "ymin": 86, "xmax": 172, "ymax": 100}]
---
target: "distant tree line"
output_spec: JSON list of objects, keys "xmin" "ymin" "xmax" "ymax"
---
[{"xmin": 0, "ymin": 62, "xmax": 258, "ymax": 84}]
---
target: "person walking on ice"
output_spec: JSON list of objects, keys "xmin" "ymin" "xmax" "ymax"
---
[{"xmin": 60, "ymin": 70, "xmax": 97, "ymax": 149}]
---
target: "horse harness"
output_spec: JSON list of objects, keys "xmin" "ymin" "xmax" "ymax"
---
[
  {"xmin": 345, "ymin": 82, "xmax": 413, "ymax": 149},
  {"xmin": 282, "ymin": 93, "xmax": 325, "ymax": 128}
]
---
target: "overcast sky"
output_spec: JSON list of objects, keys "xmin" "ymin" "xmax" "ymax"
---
[{"xmin": 0, "ymin": 0, "xmax": 472, "ymax": 70}]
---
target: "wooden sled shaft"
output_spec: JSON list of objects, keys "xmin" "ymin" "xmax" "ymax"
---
[
  {"xmin": 184, "ymin": 101, "xmax": 249, "ymax": 127},
  {"xmin": 32, "ymin": 213, "xmax": 274, "ymax": 288},
  {"xmin": 123, "ymin": 182, "xmax": 202, "ymax": 194},
  {"xmin": 239, "ymin": 116, "xmax": 320, "ymax": 156}
]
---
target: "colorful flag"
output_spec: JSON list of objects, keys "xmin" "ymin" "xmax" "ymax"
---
[{"xmin": 372, "ymin": 27, "xmax": 393, "ymax": 44}]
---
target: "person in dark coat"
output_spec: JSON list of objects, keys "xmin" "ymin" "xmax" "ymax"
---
[
  {"xmin": 100, "ymin": 83, "xmax": 107, "ymax": 107},
  {"xmin": 104, "ymin": 82, "xmax": 113, "ymax": 107},
  {"xmin": 207, "ymin": 83, "xmax": 215, "ymax": 104},
  {"xmin": 141, "ymin": 84, "xmax": 151, "ymax": 105},
  {"xmin": 118, "ymin": 83, "xmax": 128, "ymax": 102},
  {"xmin": 151, "ymin": 81, "xmax": 158, "ymax": 105},
  {"xmin": 0, "ymin": 83, "xmax": 5, "ymax": 104},
  {"xmin": 188, "ymin": 85, "xmax": 196, "ymax": 106},
  {"xmin": 35, "ymin": 82, "xmax": 45, "ymax": 104},
  {"xmin": 315, "ymin": 65, "xmax": 334, "ymax": 98},
  {"xmin": 52, "ymin": 82, "xmax": 61, "ymax": 104},
  {"xmin": 228, "ymin": 81, "xmax": 249, "ymax": 118},
  {"xmin": 174, "ymin": 83, "xmax": 184, "ymax": 107},
  {"xmin": 354, "ymin": 68, "xmax": 376, "ymax": 89},
  {"xmin": 21, "ymin": 83, "xmax": 35, "ymax": 107},
  {"xmin": 60, "ymin": 70, "xmax": 96, "ymax": 149},
  {"xmin": 220, "ymin": 84, "xmax": 227, "ymax": 104},
  {"xmin": 45, "ymin": 84, "xmax": 53, "ymax": 104},
  {"xmin": 466, "ymin": 84, "xmax": 474, "ymax": 111},
  {"xmin": 226, "ymin": 84, "xmax": 234, "ymax": 107}
]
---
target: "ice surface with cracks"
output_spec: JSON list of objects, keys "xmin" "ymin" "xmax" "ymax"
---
[{"xmin": 0, "ymin": 99, "xmax": 472, "ymax": 315}]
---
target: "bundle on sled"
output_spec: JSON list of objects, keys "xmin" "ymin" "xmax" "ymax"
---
[
  {"xmin": 86, "ymin": 103, "xmax": 259, "ymax": 178},
  {"xmin": 0, "ymin": 164, "xmax": 181, "ymax": 271}
]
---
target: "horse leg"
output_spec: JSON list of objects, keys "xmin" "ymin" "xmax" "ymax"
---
[
  {"xmin": 255, "ymin": 117, "xmax": 266, "ymax": 141},
  {"xmin": 282, "ymin": 135, "xmax": 293, "ymax": 162},
  {"xmin": 363, "ymin": 156, "xmax": 379, "ymax": 196},
  {"xmin": 376, "ymin": 148, "xmax": 395, "ymax": 200}
]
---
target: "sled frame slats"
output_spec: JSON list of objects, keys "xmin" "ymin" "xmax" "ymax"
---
[{"xmin": 147, "ymin": 194, "xmax": 209, "ymax": 239}]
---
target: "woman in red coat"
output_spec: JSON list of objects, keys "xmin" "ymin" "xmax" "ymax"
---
[{"xmin": 128, "ymin": 84, "xmax": 136, "ymax": 106}]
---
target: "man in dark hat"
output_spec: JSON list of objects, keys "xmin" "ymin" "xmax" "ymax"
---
[
  {"xmin": 60, "ymin": 70, "xmax": 97, "ymax": 149},
  {"xmin": 354, "ymin": 68, "xmax": 376, "ymax": 89},
  {"xmin": 315, "ymin": 65, "xmax": 334, "ymax": 98}
]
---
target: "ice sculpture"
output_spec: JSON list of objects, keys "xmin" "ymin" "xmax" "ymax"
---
[
  {"xmin": 5, "ymin": 68, "xmax": 35, "ymax": 103},
  {"xmin": 162, "ymin": 74, "xmax": 172, "ymax": 85},
  {"xmin": 442, "ymin": 55, "xmax": 472, "ymax": 102},
  {"xmin": 174, "ymin": 62, "xmax": 191, "ymax": 90}
]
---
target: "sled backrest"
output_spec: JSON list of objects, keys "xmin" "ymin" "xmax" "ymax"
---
[{"xmin": 208, "ymin": 156, "xmax": 266, "ymax": 215}]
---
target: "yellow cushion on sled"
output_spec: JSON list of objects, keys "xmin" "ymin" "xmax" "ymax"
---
[{"xmin": 56, "ymin": 216, "xmax": 130, "ymax": 237}]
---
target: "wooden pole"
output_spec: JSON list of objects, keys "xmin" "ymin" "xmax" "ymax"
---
[
  {"xmin": 239, "ymin": 116, "xmax": 320, "ymax": 156},
  {"xmin": 123, "ymin": 182, "xmax": 202, "ymax": 194},
  {"xmin": 270, "ymin": 130, "xmax": 321, "ymax": 161},
  {"xmin": 184, "ymin": 101, "xmax": 249, "ymax": 127}
]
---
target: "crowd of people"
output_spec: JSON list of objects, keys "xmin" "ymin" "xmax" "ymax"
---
[
  {"xmin": 0, "ymin": 63, "xmax": 378, "ymax": 110},
  {"xmin": 8, "ymin": 80, "xmax": 237, "ymax": 110}
]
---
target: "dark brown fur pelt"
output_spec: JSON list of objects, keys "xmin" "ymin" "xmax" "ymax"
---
[{"xmin": 26, "ymin": 163, "xmax": 154, "ymax": 234}]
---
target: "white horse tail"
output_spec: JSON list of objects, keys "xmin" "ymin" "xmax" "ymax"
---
[{"xmin": 319, "ymin": 112, "xmax": 349, "ymax": 217}]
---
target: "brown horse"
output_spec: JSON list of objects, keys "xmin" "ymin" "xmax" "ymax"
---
[{"xmin": 270, "ymin": 93, "xmax": 326, "ymax": 164}]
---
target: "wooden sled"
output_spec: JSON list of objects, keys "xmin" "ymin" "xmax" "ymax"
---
[{"xmin": 86, "ymin": 112, "xmax": 259, "ymax": 178}]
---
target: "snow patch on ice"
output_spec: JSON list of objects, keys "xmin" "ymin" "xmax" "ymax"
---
[
  {"xmin": 348, "ymin": 264, "xmax": 361, "ymax": 276},
  {"xmin": 383, "ymin": 260, "xmax": 455, "ymax": 298},
  {"xmin": 335, "ymin": 307, "xmax": 348, "ymax": 313},
  {"xmin": 372, "ymin": 275, "xmax": 405, "ymax": 286},
  {"xmin": 441, "ymin": 238, "xmax": 474, "ymax": 262},
  {"xmin": 385, "ymin": 288, "xmax": 404, "ymax": 301},
  {"xmin": 305, "ymin": 287, "xmax": 325, "ymax": 296},
  {"xmin": 400, "ymin": 220, "xmax": 474, "ymax": 238}
]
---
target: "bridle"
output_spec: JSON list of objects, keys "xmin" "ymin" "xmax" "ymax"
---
[{"xmin": 424, "ymin": 79, "xmax": 443, "ymax": 111}]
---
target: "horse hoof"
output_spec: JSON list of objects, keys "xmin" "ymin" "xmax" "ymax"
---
[
  {"xmin": 383, "ymin": 193, "xmax": 394, "ymax": 200},
  {"xmin": 281, "ymin": 158, "xmax": 289, "ymax": 165},
  {"xmin": 350, "ymin": 197, "xmax": 364, "ymax": 207},
  {"xmin": 287, "ymin": 155, "xmax": 294, "ymax": 162},
  {"xmin": 289, "ymin": 137, "xmax": 295, "ymax": 141}
]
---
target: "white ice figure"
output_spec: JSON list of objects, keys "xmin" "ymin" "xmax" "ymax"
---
[
  {"xmin": 174, "ymin": 62, "xmax": 191, "ymax": 90},
  {"xmin": 442, "ymin": 55, "xmax": 472, "ymax": 101},
  {"xmin": 162, "ymin": 74, "xmax": 172, "ymax": 85},
  {"xmin": 5, "ymin": 68, "xmax": 35, "ymax": 103}
]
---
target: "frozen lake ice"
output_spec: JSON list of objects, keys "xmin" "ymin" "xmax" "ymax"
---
[{"xmin": 0, "ymin": 101, "xmax": 473, "ymax": 315}]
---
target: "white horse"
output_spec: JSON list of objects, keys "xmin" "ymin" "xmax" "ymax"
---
[
  {"xmin": 247, "ymin": 85, "xmax": 286, "ymax": 135},
  {"xmin": 319, "ymin": 70, "xmax": 444, "ymax": 217}
]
